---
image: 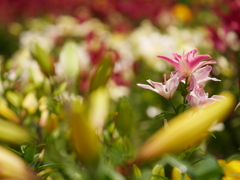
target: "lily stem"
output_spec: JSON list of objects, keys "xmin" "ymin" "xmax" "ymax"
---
[
  {"xmin": 182, "ymin": 77, "xmax": 189, "ymax": 112},
  {"xmin": 169, "ymin": 99, "xmax": 177, "ymax": 114}
]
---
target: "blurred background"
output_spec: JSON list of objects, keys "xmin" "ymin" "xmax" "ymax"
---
[{"xmin": 0, "ymin": 0, "xmax": 239, "ymax": 179}]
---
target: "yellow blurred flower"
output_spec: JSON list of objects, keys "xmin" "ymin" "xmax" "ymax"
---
[
  {"xmin": 138, "ymin": 92, "xmax": 235, "ymax": 160},
  {"xmin": 22, "ymin": 92, "xmax": 38, "ymax": 114},
  {"xmin": 171, "ymin": 4, "xmax": 193, "ymax": 22},
  {"xmin": 219, "ymin": 160, "xmax": 240, "ymax": 180}
]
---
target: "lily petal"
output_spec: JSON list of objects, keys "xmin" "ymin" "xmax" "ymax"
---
[
  {"xmin": 137, "ymin": 83, "xmax": 158, "ymax": 93},
  {"xmin": 191, "ymin": 60, "xmax": 217, "ymax": 73},
  {"xmin": 157, "ymin": 55, "xmax": 179, "ymax": 69}
]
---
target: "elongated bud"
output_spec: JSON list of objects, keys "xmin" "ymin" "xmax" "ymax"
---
[
  {"xmin": 0, "ymin": 146, "xmax": 38, "ymax": 180},
  {"xmin": 88, "ymin": 87, "xmax": 109, "ymax": 131},
  {"xmin": 6, "ymin": 91, "xmax": 22, "ymax": 108},
  {"xmin": 0, "ymin": 119, "xmax": 31, "ymax": 144},
  {"xmin": 172, "ymin": 168, "xmax": 191, "ymax": 180},
  {"xmin": 67, "ymin": 100, "xmax": 101, "ymax": 166},
  {"xmin": 133, "ymin": 164, "xmax": 142, "ymax": 179},
  {"xmin": 31, "ymin": 43, "xmax": 54, "ymax": 76},
  {"xmin": 151, "ymin": 164, "xmax": 165, "ymax": 180},
  {"xmin": 22, "ymin": 92, "xmax": 38, "ymax": 114},
  {"xmin": 0, "ymin": 98, "xmax": 20, "ymax": 123},
  {"xmin": 138, "ymin": 92, "xmax": 235, "ymax": 160}
]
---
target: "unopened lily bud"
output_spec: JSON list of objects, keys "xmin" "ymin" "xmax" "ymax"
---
[
  {"xmin": 218, "ymin": 159, "xmax": 240, "ymax": 179},
  {"xmin": 0, "ymin": 119, "xmax": 30, "ymax": 144},
  {"xmin": 89, "ymin": 87, "xmax": 109, "ymax": 131},
  {"xmin": 172, "ymin": 168, "xmax": 191, "ymax": 180},
  {"xmin": 67, "ymin": 100, "xmax": 101, "ymax": 166},
  {"xmin": 31, "ymin": 43, "xmax": 54, "ymax": 76},
  {"xmin": 133, "ymin": 164, "xmax": 142, "ymax": 179},
  {"xmin": 39, "ymin": 96, "xmax": 48, "ymax": 112},
  {"xmin": 22, "ymin": 92, "xmax": 38, "ymax": 114},
  {"xmin": 151, "ymin": 164, "xmax": 165, "ymax": 180},
  {"xmin": 0, "ymin": 98, "xmax": 20, "ymax": 123},
  {"xmin": 6, "ymin": 91, "xmax": 22, "ymax": 108},
  {"xmin": 45, "ymin": 113, "xmax": 58, "ymax": 133},
  {"xmin": 0, "ymin": 146, "xmax": 38, "ymax": 180},
  {"xmin": 39, "ymin": 110, "xmax": 49, "ymax": 127},
  {"xmin": 138, "ymin": 92, "xmax": 235, "ymax": 160}
]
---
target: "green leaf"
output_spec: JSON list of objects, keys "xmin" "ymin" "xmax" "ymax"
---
[
  {"xmin": 178, "ymin": 82, "xmax": 190, "ymax": 97},
  {"xmin": 194, "ymin": 155, "xmax": 222, "ymax": 180},
  {"xmin": 208, "ymin": 131, "xmax": 216, "ymax": 139},
  {"xmin": 6, "ymin": 147, "xmax": 23, "ymax": 157},
  {"xmin": 116, "ymin": 97, "xmax": 134, "ymax": 137},
  {"xmin": 226, "ymin": 154, "xmax": 240, "ymax": 161},
  {"xmin": 160, "ymin": 155, "xmax": 196, "ymax": 177},
  {"xmin": 38, "ymin": 163, "xmax": 60, "ymax": 171},
  {"xmin": 154, "ymin": 112, "xmax": 175, "ymax": 121},
  {"xmin": 178, "ymin": 148, "xmax": 204, "ymax": 160},
  {"xmin": 53, "ymin": 82, "xmax": 67, "ymax": 96},
  {"xmin": 23, "ymin": 144, "xmax": 36, "ymax": 163},
  {"xmin": 151, "ymin": 174, "xmax": 170, "ymax": 180},
  {"xmin": 89, "ymin": 57, "xmax": 113, "ymax": 93},
  {"xmin": 176, "ymin": 104, "xmax": 190, "ymax": 114},
  {"xmin": 234, "ymin": 102, "xmax": 240, "ymax": 111}
]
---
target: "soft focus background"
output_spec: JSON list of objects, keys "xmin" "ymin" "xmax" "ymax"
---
[{"xmin": 0, "ymin": 0, "xmax": 239, "ymax": 180}]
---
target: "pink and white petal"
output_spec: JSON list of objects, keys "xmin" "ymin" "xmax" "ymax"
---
[
  {"xmin": 191, "ymin": 60, "xmax": 216, "ymax": 73},
  {"xmin": 188, "ymin": 75, "xmax": 198, "ymax": 91},
  {"xmin": 172, "ymin": 53, "xmax": 182, "ymax": 61},
  {"xmin": 146, "ymin": 79, "xmax": 156, "ymax": 86},
  {"xmin": 198, "ymin": 77, "xmax": 221, "ymax": 84},
  {"xmin": 157, "ymin": 55, "xmax": 179, "ymax": 69},
  {"xmin": 137, "ymin": 83, "xmax": 158, "ymax": 93},
  {"xmin": 158, "ymin": 88, "xmax": 169, "ymax": 99},
  {"xmin": 186, "ymin": 93, "xmax": 200, "ymax": 107},
  {"xmin": 193, "ymin": 66, "xmax": 212, "ymax": 81},
  {"xmin": 150, "ymin": 82, "xmax": 166, "ymax": 94},
  {"xmin": 184, "ymin": 49, "xmax": 198, "ymax": 60},
  {"xmin": 211, "ymin": 95, "xmax": 226, "ymax": 101},
  {"xmin": 166, "ymin": 77, "xmax": 179, "ymax": 93},
  {"xmin": 189, "ymin": 55, "xmax": 212, "ymax": 69},
  {"xmin": 179, "ymin": 59, "xmax": 190, "ymax": 74}
]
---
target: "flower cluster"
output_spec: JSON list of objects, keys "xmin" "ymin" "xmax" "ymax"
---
[{"xmin": 137, "ymin": 49, "xmax": 224, "ymax": 107}]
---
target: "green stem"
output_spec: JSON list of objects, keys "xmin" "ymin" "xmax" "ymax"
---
[
  {"xmin": 182, "ymin": 77, "xmax": 189, "ymax": 112},
  {"xmin": 181, "ymin": 173, "xmax": 186, "ymax": 180},
  {"xmin": 169, "ymin": 99, "xmax": 177, "ymax": 114}
]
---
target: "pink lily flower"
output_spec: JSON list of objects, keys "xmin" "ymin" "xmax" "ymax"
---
[
  {"xmin": 157, "ymin": 49, "xmax": 216, "ymax": 77},
  {"xmin": 188, "ymin": 65, "xmax": 221, "ymax": 90},
  {"xmin": 186, "ymin": 86, "xmax": 225, "ymax": 107},
  {"xmin": 137, "ymin": 72, "xmax": 179, "ymax": 99}
]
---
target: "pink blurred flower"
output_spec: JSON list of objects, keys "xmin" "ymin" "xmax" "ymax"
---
[
  {"xmin": 157, "ymin": 49, "xmax": 216, "ymax": 78},
  {"xmin": 137, "ymin": 72, "xmax": 179, "ymax": 99}
]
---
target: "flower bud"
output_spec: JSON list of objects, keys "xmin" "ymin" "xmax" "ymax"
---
[{"xmin": 0, "ymin": 146, "xmax": 38, "ymax": 180}]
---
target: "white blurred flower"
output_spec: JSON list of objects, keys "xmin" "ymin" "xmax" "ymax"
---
[
  {"xmin": 129, "ymin": 20, "xmax": 175, "ymax": 72},
  {"xmin": 20, "ymin": 31, "xmax": 54, "ymax": 52},
  {"xmin": 166, "ymin": 26, "xmax": 213, "ymax": 52},
  {"xmin": 107, "ymin": 80, "xmax": 130, "ymax": 101}
]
